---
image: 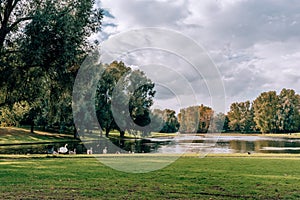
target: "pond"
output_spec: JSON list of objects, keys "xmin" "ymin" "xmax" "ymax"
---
[
  {"xmin": 150, "ymin": 135, "xmax": 300, "ymax": 154},
  {"xmin": 1, "ymin": 134, "xmax": 300, "ymax": 154},
  {"xmin": 111, "ymin": 134, "xmax": 300, "ymax": 154}
]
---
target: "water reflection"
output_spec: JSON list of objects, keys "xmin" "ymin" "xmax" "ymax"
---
[{"xmin": 2, "ymin": 135, "xmax": 300, "ymax": 154}]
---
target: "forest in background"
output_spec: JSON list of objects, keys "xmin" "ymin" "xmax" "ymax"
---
[{"xmin": 178, "ymin": 88, "xmax": 300, "ymax": 134}]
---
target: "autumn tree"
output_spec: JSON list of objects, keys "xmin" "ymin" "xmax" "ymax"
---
[{"xmin": 178, "ymin": 104, "xmax": 213, "ymax": 133}]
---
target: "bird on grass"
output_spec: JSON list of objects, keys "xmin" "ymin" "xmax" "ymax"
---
[
  {"xmin": 103, "ymin": 147, "xmax": 108, "ymax": 154},
  {"xmin": 87, "ymin": 147, "xmax": 93, "ymax": 154},
  {"xmin": 69, "ymin": 149, "xmax": 76, "ymax": 155},
  {"xmin": 58, "ymin": 144, "xmax": 68, "ymax": 154}
]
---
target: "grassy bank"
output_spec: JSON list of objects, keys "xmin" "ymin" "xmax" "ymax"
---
[
  {"xmin": 0, "ymin": 127, "xmax": 76, "ymax": 145},
  {"xmin": 1, "ymin": 155, "xmax": 300, "ymax": 199}
]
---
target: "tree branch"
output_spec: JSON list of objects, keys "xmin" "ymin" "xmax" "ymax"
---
[{"xmin": 8, "ymin": 16, "xmax": 33, "ymax": 31}]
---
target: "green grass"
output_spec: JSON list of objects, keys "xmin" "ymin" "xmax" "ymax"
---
[
  {"xmin": 0, "ymin": 127, "xmax": 76, "ymax": 144},
  {"xmin": 1, "ymin": 155, "xmax": 300, "ymax": 199}
]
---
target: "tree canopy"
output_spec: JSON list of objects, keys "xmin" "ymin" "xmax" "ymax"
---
[
  {"xmin": 95, "ymin": 61, "xmax": 156, "ymax": 138},
  {"xmin": 0, "ymin": 0, "xmax": 102, "ymax": 135}
]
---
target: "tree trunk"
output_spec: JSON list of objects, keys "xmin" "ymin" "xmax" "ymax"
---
[
  {"xmin": 120, "ymin": 130, "xmax": 125, "ymax": 138},
  {"xmin": 73, "ymin": 124, "xmax": 78, "ymax": 139},
  {"xmin": 105, "ymin": 129, "xmax": 109, "ymax": 137},
  {"xmin": 30, "ymin": 120, "xmax": 34, "ymax": 133}
]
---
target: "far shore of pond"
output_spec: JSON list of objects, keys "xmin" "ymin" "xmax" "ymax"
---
[{"xmin": 2, "ymin": 127, "xmax": 300, "ymax": 145}]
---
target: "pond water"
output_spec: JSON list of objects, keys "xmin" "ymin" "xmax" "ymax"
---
[
  {"xmin": 1, "ymin": 134, "xmax": 300, "ymax": 154},
  {"xmin": 151, "ymin": 135, "xmax": 300, "ymax": 154},
  {"xmin": 110, "ymin": 135, "xmax": 300, "ymax": 154}
]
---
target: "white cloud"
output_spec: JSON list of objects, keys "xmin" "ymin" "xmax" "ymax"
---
[{"xmin": 97, "ymin": 0, "xmax": 300, "ymax": 111}]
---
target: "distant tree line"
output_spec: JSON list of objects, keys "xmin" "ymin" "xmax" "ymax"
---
[
  {"xmin": 227, "ymin": 88, "xmax": 300, "ymax": 133},
  {"xmin": 176, "ymin": 88, "xmax": 300, "ymax": 134}
]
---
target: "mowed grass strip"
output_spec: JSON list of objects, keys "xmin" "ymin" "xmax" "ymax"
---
[{"xmin": 0, "ymin": 156, "xmax": 300, "ymax": 199}]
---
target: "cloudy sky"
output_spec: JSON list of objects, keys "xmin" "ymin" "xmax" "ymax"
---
[{"xmin": 95, "ymin": 0, "xmax": 300, "ymax": 113}]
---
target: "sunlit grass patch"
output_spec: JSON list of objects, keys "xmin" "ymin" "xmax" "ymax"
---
[{"xmin": 0, "ymin": 127, "xmax": 76, "ymax": 144}]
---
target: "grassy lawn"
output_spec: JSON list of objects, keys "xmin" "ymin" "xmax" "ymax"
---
[
  {"xmin": 1, "ymin": 155, "xmax": 300, "ymax": 199},
  {"xmin": 0, "ymin": 127, "xmax": 76, "ymax": 144}
]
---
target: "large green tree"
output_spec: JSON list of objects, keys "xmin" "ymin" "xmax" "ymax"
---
[
  {"xmin": 95, "ymin": 61, "xmax": 156, "ymax": 138},
  {"xmin": 0, "ymin": 0, "xmax": 103, "ymax": 135},
  {"xmin": 227, "ymin": 101, "xmax": 256, "ymax": 133},
  {"xmin": 253, "ymin": 91, "xmax": 279, "ymax": 133},
  {"xmin": 277, "ymin": 89, "xmax": 300, "ymax": 133},
  {"xmin": 95, "ymin": 61, "xmax": 130, "ymax": 137}
]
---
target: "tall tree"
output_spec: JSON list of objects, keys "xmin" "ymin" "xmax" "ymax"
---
[
  {"xmin": 0, "ymin": 0, "xmax": 103, "ymax": 135},
  {"xmin": 227, "ymin": 101, "xmax": 256, "ymax": 133},
  {"xmin": 277, "ymin": 88, "xmax": 300, "ymax": 133},
  {"xmin": 96, "ymin": 61, "xmax": 156, "ymax": 138},
  {"xmin": 95, "ymin": 61, "xmax": 130, "ymax": 137},
  {"xmin": 253, "ymin": 91, "xmax": 279, "ymax": 133}
]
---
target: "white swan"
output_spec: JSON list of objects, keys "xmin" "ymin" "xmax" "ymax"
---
[
  {"xmin": 87, "ymin": 147, "xmax": 93, "ymax": 154},
  {"xmin": 69, "ymin": 149, "xmax": 76, "ymax": 154},
  {"xmin": 58, "ymin": 144, "xmax": 68, "ymax": 154},
  {"xmin": 103, "ymin": 147, "xmax": 107, "ymax": 154}
]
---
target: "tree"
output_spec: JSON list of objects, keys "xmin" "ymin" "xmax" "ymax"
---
[
  {"xmin": 178, "ymin": 106, "xmax": 198, "ymax": 133},
  {"xmin": 178, "ymin": 104, "xmax": 213, "ymax": 133},
  {"xmin": 227, "ymin": 101, "xmax": 256, "ymax": 133},
  {"xmin": 277, "ymin": 88, "xmax": 300, "ymax": 133},
  {"xmin": 210, "ymin": 112, "xmax": 229, "ymax": 132},
  {"xmin": 197, "ymin": 104, "xmax": 214, "ymax": 133},
  {"xmin": 95, "ymin": 61, "xmax": 130, "ymax": 137},
  {"xmin": 96, "ymin": 61, "xmax": 156, "ymax": 138},
  {"xmin": 253, "ymin": 91, "xmax": 279, "ymax": 133},
  {"xmin": 153, "ymin": 109, "xmax": 180, "ymax": 133},
  {"xmin": 0, "ymin": 0, "xmax": 103, "ymax": 135}
]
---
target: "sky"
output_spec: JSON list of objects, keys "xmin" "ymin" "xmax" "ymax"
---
[{"xmin": 94, "ymin": 0, "xmax": 300, "ymax": 113}]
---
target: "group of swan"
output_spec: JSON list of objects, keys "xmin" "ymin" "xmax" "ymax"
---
[{"xmin": 56, "ymin": 144, "xmax": 108, "ymax": 155}]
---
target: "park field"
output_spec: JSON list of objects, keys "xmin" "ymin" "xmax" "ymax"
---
[{"xmin": 1, "ymin": 154, "xmax": 300, "ymax": 199}]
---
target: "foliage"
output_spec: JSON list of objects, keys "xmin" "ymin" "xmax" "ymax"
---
[
  {"xmin": 226, "ymin": 88, "xmax": 300, "ymax": 134},
  {"xmin": 178, "ymin": 104, "xmax": 213, "ymax": 133},
  {"xmin": 152, "ymin": 109, "xmax": 180, "ymax": 133},
  {"xmin": 95, "ymin": 61, "xmax": 156, "ymax": 137},
  {"xmin": 253, "ymin": 91, "xmax": 279, "ymax": 133},
  {"xmin": 227, "ymin": 101, "xmax": 256, "ymax": 133},
  {"xmin": 277, "ymin": 89, "xmax": 300, "ymax": 132},
  {"xmin": 0, "ymin": 0, "xmax": 103, "ymax": 134},
  {"xmin": 0, "ymin": 101, "xmax": 30, "ymax": 126},
  {"xmin": 210, "ymin": 112, "xmax": 229, "ymax": 132}
]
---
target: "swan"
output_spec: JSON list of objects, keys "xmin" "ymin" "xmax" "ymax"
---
[
  {"xmin": 87, "ymin": 147, "xmax": 93, "ymax": 154},
  {"xmin": 69, "ymin": 149, "xmax": 76, "ymax": 154},
  {"xmin": 58, "ymin": 144, "xmax": 68, "ymax": 154},
  {"xmin": 103, "ymin": 147, "xmax": 107, "ymax": 154}
]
